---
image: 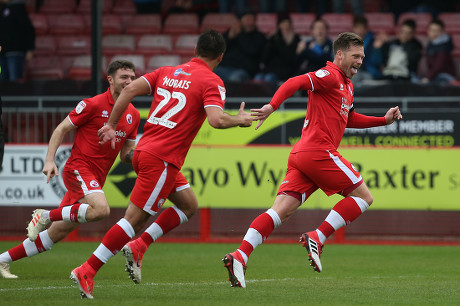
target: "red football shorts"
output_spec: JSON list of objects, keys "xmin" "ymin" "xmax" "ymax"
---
[
  {"xmin": 278, "ymin": 150, "xmax": 363, "ymax": 201},
  {"xmin": 59, "ymin": 165, "xmax": 104, "ymax": 208},
  {"xmin": 130, "ymin": 150, "xmax": 180, "ymax": 215}
]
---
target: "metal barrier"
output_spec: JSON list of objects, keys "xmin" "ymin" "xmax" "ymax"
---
[{"xmin": 2, "ymin": 95, "xmax": 460, "ymax": 143}]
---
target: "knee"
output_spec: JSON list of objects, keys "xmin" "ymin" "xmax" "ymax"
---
[
  {"xmin": 365, "ymin": 194, "xmax": 374, "ymax": 206},
  {"xmin": 93, "ymin": 205, "xmax": 110, "ymax": 220}
]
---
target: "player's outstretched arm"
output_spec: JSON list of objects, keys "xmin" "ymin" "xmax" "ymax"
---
[
  {"xmin": 384, "ymin": 106, "xmax": 403, "ymax": 125},
  {"xmin": 43, "ymin": 117, "xmax": 76, "ymax": 183},
  {"xmin": 206, "ymin": 102, "xmax": 253, "ymax": 129},
  {"xmin": 250, "ymin": 104, "xmax": 274, "ymax": 130}
]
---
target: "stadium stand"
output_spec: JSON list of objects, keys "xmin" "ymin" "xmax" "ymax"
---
[
  {"xmin": 163, "ymin": 13, "xmax": 200, "ymax": 35},
  {"xmin": 38, "ymin": 0, "xmax": 76, "ymax": 14},
  {"xmin": 364, "ymin": 12, "xmax": 396, "ymax": 34},
  {"xmin": 200, "ymin": 13, "xmax": 237, "ymax": 33},
  {"xmin": 26, "ymin": 56, "xmax": 64, "ymax": 80},
  {"xmin": 47, "ymin": 14, "xmax": 86, "ymax": 36},
  {"xmin": 174, "ymin": 34, "xmax": 199, "ymax": 57},
  {"xmin": 452, "ymin": 34, "xmax": 460, "ymax": 57},
  {"xmin": 256, "ymin": 13, "xmax": 277, "ymax": 35},
  {"xmin": 289, "ymin": 13, "xmax": 316, "ymax": 35},
  {"xmin": 57, "ymin": 36, "xmax": 91, "ymax": 56},
  {"xmin": 34, "ymin": 35, "xmax": 56, "ymax": 56},
  {"xmin": 66, "ymin": 55, "xmax": 107, "ymax": 80},
  {"xmin": 82, "ymin": 14, "xmax": 123, "ymax": 35},
  {"xmin": 124, "ymin": 14, "xmax": 162, "ymax": 35},
  {"xmin": 147, "ymin": 55, "xmax": 181, "ymax": 71},
  {"xmin": 136, "ymin": 34, "xmax": 173, "ymax": 56},
  {"xmin": 322, "ymin": 13, "xmax": 354, "ymax": 36},
  {"xmin": 29, "ymin": 13, "xmax": 48, "ymax": 35},
  {"xmin": 397, "ymin": 12, "xmax": 432, "ymax": 35},
  {"xmin": 111, "ymin": 0, "xmax": 136, "ymax": 15},
  {"xmin": 76, "ymin": 0, "xmax": 113, "ymax": 15},
  {"xmin": 102, "ymin": 34, "xmax": 136, "ymax": 56},
  {"xmin": 438, "ymin": 13, "xmax": 460, "ymax": 35},
  {"xmin": 111, "ymin": 54, "xmax": 146, "ymax": 76}
]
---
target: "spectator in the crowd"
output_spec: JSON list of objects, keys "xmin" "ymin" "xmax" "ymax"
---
[
  {"xmin": 0, "ymin": 0, "xmax": 35, "ymax": 81},
  {"xmin": 420, "ymin": 19, "xmax": 456, "ymax": 84},
  {"xmin": 132, "ymin": 0, "xmax": 162, "ymax": 14},
  {"xmin": 218, "ymin": 0, "xmax": 247, "ymax": 16},
  {"xmin": 378, "ymin": 19, "xmax": 423, "ymax": 81},
  {"xmin": 332, "ymin": 0, "xmax": 364, "ymax": 16},
  {"xmin": 296, "ymin": 18, "xmax": 333, "ymax": 74},
  {"xmin": 254, "ymin": 15, "xmax": 301, "ymax": 83},
  {"xmin": 351, "ymin": 15, "xmax": 383, "ymax": 84},
  {"xmin": 259, "ymin": 0, "xmax": 286, "ymax": 13},
  {"xmin": 214, "ymin": 9, "xmax": 266, "ymax": 82}
]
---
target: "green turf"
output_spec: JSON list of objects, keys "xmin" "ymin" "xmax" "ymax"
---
[{"xmin": 0, "ymin": 241, "xmax": 459, "ymax": 305}]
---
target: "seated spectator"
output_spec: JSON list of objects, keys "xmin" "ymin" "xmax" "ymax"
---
[
  {"xmin": 214, "ymin": 9, "xmax": 266, "ymax": 82},
  {"xmin": 296, "ymin": 18, "xmax": 333, "ymax": 74},
  {"xmin": 419, "ymin": 19, "xmax": 456, "ymax": 84},
  {"xmin": 351, "ymin": 16, "xmax": 384, "ymax": 85},
  {"xmin": 379, "ymin": 19, "xmax": 423, "ymax": 81},
  {"xmin": 254, "ymin": 15, "xmax": 301, "ymax": 83},
  {"xmin": 0, "ymin": 0, "xmax": 35, "ymax": 81}
]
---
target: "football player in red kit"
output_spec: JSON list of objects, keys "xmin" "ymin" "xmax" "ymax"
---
[
  {"xmin": 0, "ymin": 60, "xmax": 140, "ymax": 279},
  {"xmin": 223, "ymin": 32, "xmax": 403, "ymax": 288},
  {"xmin": 69, "ymin": 30, "xmax": 253, "ymax": 299}
]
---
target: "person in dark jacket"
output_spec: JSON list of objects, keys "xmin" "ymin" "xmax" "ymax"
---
[
  {"xmin": 0, "ymin": 0, "xmax": 35, "ymax": 81},
  {"xmin": 421, "ymin": 19, "xmax": 456, "ymax": 84},
  {"xmin": 296, "ymin": 18, "xmax": 333, "ymax": 74},
  {"xmin": 214, "ymin": 10, "xmax": 266, "ymax": 82},
  {"xmin": 254, "ymin": 16, "xmax": 301, "ymax": 83},
  {"xmin": 379, "ymin": 19, "xmax": 423, "ymax": 81}
]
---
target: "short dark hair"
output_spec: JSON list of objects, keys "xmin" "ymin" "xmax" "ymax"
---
[
  {"xmin": 107, "ymin": 60, "xmax": 135, "ymax": 77},
  {"xmin": 310, "ymin": 18, "xmax": 329, "ymax": 31},
  {"xmin": 401, "ymin": 19, "xmax": 416, "ymax": 31},
  {"xmin": 429, "ymin": 18, "xmax": 445, "ymax": 29},
  {"xmin": 353, "ymin": 15, "xmax": 368, "ymax": 28},
  {"xmin": 196, "ymin": 29, "xmax": 226, "ymax": 59},
  {"xmin": 333, "ymin": 32, "xmax": 364, "ymax": 54}
]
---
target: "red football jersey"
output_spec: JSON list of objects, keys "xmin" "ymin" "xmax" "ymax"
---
[
  {"xmin": 67, "ymin": 89, "xmax": 140, "ymax": 185},
  {"xmin": 293, "ymin": 61, "xmax": 355, "ymax": 153},
  {"xmin": 136, "ymin": 58, "xmax": 226, "ymax": 168}
]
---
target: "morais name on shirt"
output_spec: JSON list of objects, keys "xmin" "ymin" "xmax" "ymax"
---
[{"xmin": 162, "ymin": 76, "xmax": 191, "ymax": 90}]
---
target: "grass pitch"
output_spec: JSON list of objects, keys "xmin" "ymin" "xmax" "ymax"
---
[{"xmin": 0, "ymin": 241, "xmax": 459, "ymax": 305}]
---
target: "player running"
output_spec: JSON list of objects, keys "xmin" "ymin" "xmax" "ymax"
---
[
  {"xmin": 0, "ymin": 60, "xmax": 141, "ymax": 279},
  {"xmin": 222, "ymin": 32, "xmax": 403, "ymax": 288},
  {"xmin": 69, "ymin": 30, "xmax": 253, "ymax": 299}
]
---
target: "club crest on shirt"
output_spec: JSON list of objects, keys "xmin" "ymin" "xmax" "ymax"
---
[
  {"xmin": 315, "ymin": 69, "xmax": 330, "ymax": 78},
  {"xmin": 90, "ymin": 180, "xmax": 99, "ymax": 188},
  {"xmin": 75, "ymin": 101, "xmax": 86, "ymax": 114},
  {"xmin": 102, "ymin": 110, "xmax": 109, "ymax": 118},
  {"xmin": 126, "ymin": 113, "xmax": 133, "ymax": 124},
  {"xmin": 218, "ymin": 85, "xmax": 226, "ymax": 101}
]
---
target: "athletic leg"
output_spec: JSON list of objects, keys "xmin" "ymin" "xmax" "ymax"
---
[{"xmin": 0, "ymin": 221, "xmax": 78, "ymax": 278}]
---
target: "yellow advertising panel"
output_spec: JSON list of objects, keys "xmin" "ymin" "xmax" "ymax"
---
[{"xmin": 103, "ymin": 147, "xmax": 460, "ymax": 211}]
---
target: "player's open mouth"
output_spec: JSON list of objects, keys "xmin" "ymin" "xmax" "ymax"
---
[{"xmin": 351, "ymin": 66, "xmax": 359, "ymax": 74}]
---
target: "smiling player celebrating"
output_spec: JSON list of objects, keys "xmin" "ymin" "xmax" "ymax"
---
[{"xmin": 223, "ymin": 32, "xmax": 403, "ymax": 288}]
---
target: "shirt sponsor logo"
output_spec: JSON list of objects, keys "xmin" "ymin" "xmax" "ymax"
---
[
  {"xmin": 173, "ymin": 68, "xmax": 191, "ymax": 76},
  {"xmin": 75, "ymin": 101, "xmax": 86, "ymax": 114},
  {"xmin": 126, "ymin": 114, "xmax": 133, "ymax": 124},
  {"xmin": 218, "ymin": 85, "xmax": 226, "ymax": 101},
  {"xmin": 90, "ymin": 180, "xmax": 99, "ymax": 188},
  {"xmin": 315, "ymin": 69, "xmax": 330, "ymax": 78},
  {"xmin": 102, "ymin": 110, "xmax": 109, "ymax": 118},
  {"xmin": 340, "ymin": 97, "xmax": 350, "ymax": 117}
]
